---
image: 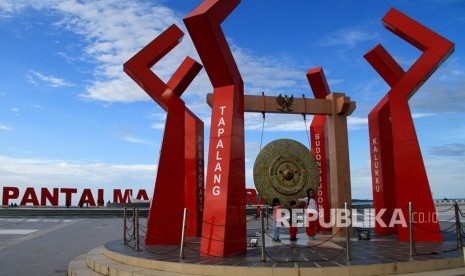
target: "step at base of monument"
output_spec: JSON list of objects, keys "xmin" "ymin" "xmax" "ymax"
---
[
  {"xmin": 68, "ymin": 246, "xmax": 189, "ymax": 276},
  {"xmin": 69, "ymin": 245, "xmax": 465, "ymax": 276},
  {"xmin": 67, "ymin": 253, "xmax": 101, "ymax": 276}
]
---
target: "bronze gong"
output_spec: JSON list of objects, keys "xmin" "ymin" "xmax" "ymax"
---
[{"xmin": 253, "ymin": 139, "xmax": 319, "ymax": 208}]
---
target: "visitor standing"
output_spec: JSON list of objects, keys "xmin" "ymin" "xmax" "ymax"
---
[
  {"xmin": 272, "ymin": 198, "xmax": 281, "ymax": 242},
  {"xmin": 289, "ymin": 200, "xmax": 298, "ymax": 241},
  {"xmin": 300, "ymin": 188, "xmax": 318, "ymax": 240}
]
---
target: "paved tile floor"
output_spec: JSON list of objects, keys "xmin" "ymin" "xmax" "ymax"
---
[{"xmin": 109, "ymin": 214, "xmax": 464, "ymax": 268}]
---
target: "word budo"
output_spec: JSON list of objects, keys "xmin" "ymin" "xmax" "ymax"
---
[{"xmin": 2, "ymin": 186, "xmax": 263, "ymax": 207}]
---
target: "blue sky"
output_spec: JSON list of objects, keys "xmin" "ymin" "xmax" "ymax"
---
[{"xmin": 0, "ymin": 0, "xmax": 464, "ymax": 204}]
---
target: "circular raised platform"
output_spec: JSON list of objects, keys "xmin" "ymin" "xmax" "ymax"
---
[
  {"xmin": 68, "ymin": 208, "xmax": 465, "ymax": 275},
  {"xmin": 69, "ymin": 231, "xmax": 464, "ymax": 276}
]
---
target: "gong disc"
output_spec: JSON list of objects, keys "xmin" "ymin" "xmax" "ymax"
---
[{"xmin": 253, "ymin": 139, "xmax": 319, "ymax": 208}]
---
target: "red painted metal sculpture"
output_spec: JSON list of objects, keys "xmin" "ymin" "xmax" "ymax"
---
[
  {"xmin": 306, "ymin": 67, "xmax": 331, "ymax": 231},
  {"xmin": 184, "ymin": 0, "xmax": 246, "ymax": 257},
  {"xmin": 365, "ymin": 8, "xmax": 454, "ymax": 241},
  {"xmin": 124, "ymin": 25, "xmax": 204, "ymax": 244},
  {"xmin": 122, "ymin": 0, "xmax": 455, "ymax": 253}
]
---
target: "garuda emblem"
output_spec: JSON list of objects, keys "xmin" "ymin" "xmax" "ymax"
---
[{"xmin": 276, "ymin": 94, "xmax": 294, "ymax": 112}]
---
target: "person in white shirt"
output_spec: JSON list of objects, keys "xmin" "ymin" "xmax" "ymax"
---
[{"xmin": 300, "ymin": 188, "xmax": 318, "ymax": 240}]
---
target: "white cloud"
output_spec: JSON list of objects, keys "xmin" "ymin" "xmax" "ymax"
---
[
  {"xmin": 232, "ymin": 45, "xmax": 304, "ymax": 92},
  {"xmin": 32, "ymin": 104, "xmax": 44, "ymax": 109},
  {"xmin": 81, "ymin": 78, "xmax": 149, "ymax": 102},
  {"xmin": 0, "ymin": 124, "xmax": 12, "ymax": 131},
  {"xmin": 0, "ymin": 155, "xmax": 157, "ymax": 204},
  {"xmin": 424, "ymin": 156, "xmax": 465, "ymax": 199},
  {"xmin": 243, "ymin": 112, "xmax": 311, "ymax": 132},
  {"xmin": 147, "ymin": 112, "xmax": 167, "ymax": 130},
  {"xmin": 429, "ymin": 143, "xmax": 465, "ymax": 156},
  {"xmin": 412, "ymin": 112, "xmax": 435, "ymax": 119},
  {"xmin": 319, "ymin": 28, "xmax": 379, "ymax": 47},
  {"xmin": 28, "ymin": 70, "xmax": 74, "ymax": 88},
  {"xmin": 351, "ymin": 152, "xmax": 465, "ymax": 200},
  {"xmin": 348, "ymin": 116, "xmax": 368, "ymax": 130},
  {"xmin": 243, "ymin": 113, "xmax": 370, "ymax": 132},
  {"xmin": 350, "ymin": 165, "xmax": 373, "ymax": 199},
  {"xmin": 52, "ymin": 0, "xmax": 193, "ymax": 102},
  {"xmin": 410, "ymin": 80, "xmax": 465, "ymax": 113},
  {"xmin": 345, "ymin": 113, "xmax": 434, "ymax": 132},
  {"xmin": 0, "ymin": 155, "xmax": 155, "ymax": 183},
  {"xmin": 2, "ymin": 0, "xmax": 319, "ymax": 105},
  {"xmin": 0, "ymin": 0, "xmax": 26, "ymax": 17},
  {"xmin": 118, "ymin": 132, "xmax": 154, "ymax": 147},
  {"xmin": 150, "ymin": 123, "xmax": 165, "ymax": 130},
  {"xmin": 2, "ymin": 0, "xmax": 188, "ymax": 102}
]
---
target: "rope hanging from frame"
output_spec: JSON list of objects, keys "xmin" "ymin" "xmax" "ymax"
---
[
  {"xmin": 302, "ymin": 94, "xmax": 311, "ymax": 146},
  {"xmin": 259, "ymin": 91, "xmax": 266, "ymax": 150},
  {"xmin": 259, "ymin": 92, "xmax": 313, "ymax": 149}
]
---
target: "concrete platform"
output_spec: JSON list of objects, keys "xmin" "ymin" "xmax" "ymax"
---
[
  {"xmin": 68, "ymin": 242, "xmax": 464, "ymax": 276},
  {"xmin": 1, "ymin": 205, "xmax": 461, "ymax": 275},
  {"xmin": 68, "ymin": 223, "xmax": 465, "ymax": 275},
  {"xmin": 64, "ymin": 204, "xmax": 465, "ymax": 275}
]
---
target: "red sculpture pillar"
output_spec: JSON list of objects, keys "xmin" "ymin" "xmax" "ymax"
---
[
  {"xmin": 184, "ymin": 0, "xmax": 246, "ymax": 257},
  {"xmin": 306, "ymin": 67, "xmax": 330, "ymax": 231},
  {"xmin": 365, "ymin": 8, "xmax": 454, "ymax": 241},
  {"xmin": 367, "ymin": 95, "xmax": 396, "ymax": 235},
  {"xmin": 124, "ymin": 25, "xmax": 204, "ymax": 244},
  {"xmin": 184, "ymin": 110, "xmax": 204, "ymax": 237}
]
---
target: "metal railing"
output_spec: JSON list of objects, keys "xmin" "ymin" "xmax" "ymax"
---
[{"xmin": 122, "ymin": 202, "xmax": 465, "ymax": 263}]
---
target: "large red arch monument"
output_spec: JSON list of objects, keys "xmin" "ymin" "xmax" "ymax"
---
[
  {"xmin": 124, "ymin": 25, "xmax": 205, "ymax": 244},
  {"xmin": 184, "ymin": 0, "xmax": 247, "ymax": 257},
  {"xmin": 122, "ymin": 0, "xmax": 455, "ymax": 258},
  {"xmin": 365, "ymin": 8, "xmax": 454, "ymax": 242}
]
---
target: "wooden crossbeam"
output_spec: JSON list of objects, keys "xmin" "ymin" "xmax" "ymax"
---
[{"xmin": 206, "ymin": 93, "xmax": 356, "ymax": 115}]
